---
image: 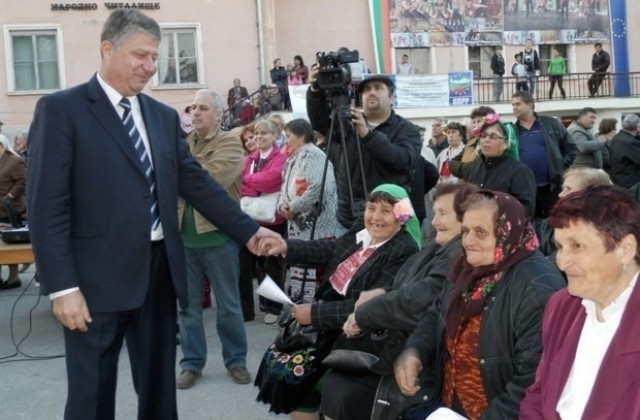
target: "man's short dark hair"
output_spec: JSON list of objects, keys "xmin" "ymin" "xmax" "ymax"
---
[
  {"xmin": 595, "ymin": 43, "xmax": 603, "ymax": 48},
  {"xmin": 512, "ymin": 90, "xmax": 534, "ymax": 105},
  {"xmin": 578, "ymin": 107, "xmax": 597, "ymax": 117}
]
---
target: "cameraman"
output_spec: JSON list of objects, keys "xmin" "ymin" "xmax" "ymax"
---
[{"xmin": 307, "ymin": 68, "xmax": 422, "ymax": 234}]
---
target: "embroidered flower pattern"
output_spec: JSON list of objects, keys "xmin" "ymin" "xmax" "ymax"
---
[
  {"xmin": 393, "ymin": 197, "xmax": 415, "ymax": 224},
  {"xmin": 265, "ymin": 344, "xmax": 317, "ymax": 384}
]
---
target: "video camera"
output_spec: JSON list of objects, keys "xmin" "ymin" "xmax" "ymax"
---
[{"xmin": 315, "ymin": 48, "xmax": 359, "ymax": 90}]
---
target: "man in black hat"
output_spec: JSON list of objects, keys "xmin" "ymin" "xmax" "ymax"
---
[{"xmin": 307, "ymin": 70, "xmax": 422, "ymax": 234}]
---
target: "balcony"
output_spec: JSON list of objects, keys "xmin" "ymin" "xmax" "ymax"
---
[{"xmin": 473, "ymin": 72, "xmax": 640, "ymax": 104}]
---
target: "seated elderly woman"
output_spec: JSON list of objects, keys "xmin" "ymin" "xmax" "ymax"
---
[
  {"xmin": 255, "ymin": 184, "xmax": 421, "ymax": 419},
  {"xmin": 465, "ymin": 113, "xmax": 537, "ymax": 219},
  {"xmin": 536, "ymin": 167, "xmax": 612, "ymax": 257},
  {"xmin": 394, "ymin": 190, "xmax": 565, "ymax": 420},
  {"xmin": 320, "ymin": 183, "xmax": 478, "ymax": 420},
  {"xmin": 520, "ymin": 185, "xmax": 640, "ymax": 419}
]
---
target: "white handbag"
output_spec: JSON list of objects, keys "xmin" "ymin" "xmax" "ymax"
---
[{"xmin": 240, "ymin": 192, "xmax": 280, "ymax": 223}]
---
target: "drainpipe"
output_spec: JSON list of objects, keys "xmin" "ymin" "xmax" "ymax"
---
[{"xmin": 256, "ymin": 0, "xmax": 266, "ymax": 85}]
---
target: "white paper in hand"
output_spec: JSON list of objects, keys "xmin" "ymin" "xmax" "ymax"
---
[
  {"xmin": 256, "ymin": 275, "xmax": 293, "ymax": 305},
  {"xmin": 426, "ymin": 407, "xmax": 468, "ymax": 420}
]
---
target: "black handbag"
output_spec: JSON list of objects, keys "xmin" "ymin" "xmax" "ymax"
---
[
  {"xmin": 322, "ymin": 329, "xmax": 408, "ymax": 376},
  {"xmin": 273, "ymin": 310, "xmax": 318, "ymax": 353}
]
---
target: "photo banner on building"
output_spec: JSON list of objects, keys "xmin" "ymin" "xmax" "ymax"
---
[
  {"xmin": 389, "ymin": 1, "xmax": 610, "ymax": 47},
  {"xmin": 395, "ymin": 71, "xmax": 474, "ymax": 108}
]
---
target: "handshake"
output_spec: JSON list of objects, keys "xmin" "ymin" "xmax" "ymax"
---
[{"xmin": 246, "ymin": 226, "xmax": 288, "ymax": 256}]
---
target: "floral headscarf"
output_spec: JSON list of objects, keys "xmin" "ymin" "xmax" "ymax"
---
[
  {"xmin": 371, "ymin": 184, "xmax": 421, "ymax": 248},
  {"xmin": 472, "ymin": 113, "xmax": 520, "ymax": 160},
  {"xmin": 445, "ymin": 190, "xmax": 539, "ymax": 337}
]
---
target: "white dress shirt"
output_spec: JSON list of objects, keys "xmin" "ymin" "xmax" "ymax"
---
[{"xmin": 556, "ymin": 272, "xmax": 639, "ymax": 419}]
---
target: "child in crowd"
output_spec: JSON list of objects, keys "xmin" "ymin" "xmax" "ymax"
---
[{"xmin": 512, "ymin": 52, "xmax": 529, "ymax": 92}]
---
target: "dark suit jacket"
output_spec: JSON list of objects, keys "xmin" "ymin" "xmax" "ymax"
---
[
  {"xmin": 609, "ymin": 130, "xmax": 640, "ymax": 188},
  {"xmin": 520, "ymin": 283, "xmax": 640, "ymax": 419},
  {"xmin": 27, "ymin": 74, "xmax": 259, "ymax": 313}
]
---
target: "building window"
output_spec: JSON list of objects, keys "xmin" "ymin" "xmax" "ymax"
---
[
  {"xmin": 539, "ymin": 44, "xmax": 567, "ymax": 76},
  {"xmin": 6, "ymin": 27, "xmax": 62, "ymax": 92},
  {"xmin": 394, "ymin": 48, "xmax": 431, "ymax": 75},
  {"xmin": 468, "ymin": 46, "xmax": 495, "ymax": 78},
  {"xmin": 157, "ymin": 27, "xmax": 200, "ymax": 86}
]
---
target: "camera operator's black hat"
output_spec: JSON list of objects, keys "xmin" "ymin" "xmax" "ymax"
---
[{"xmin": 357, "ymin": 75, "xmax": 395, "ymax": 94}]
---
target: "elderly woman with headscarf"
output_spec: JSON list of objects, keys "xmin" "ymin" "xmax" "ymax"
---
[
  {"xmin": 394, "ymin": 190, "xmax": 565, "ymax": 420},
  {"xmin": 255, "ymin": 184, "xmax": 421, "ymax": 420},
  {"xmin": 320, "ymin": 183, "xmax": 478, "ymax": 420},
  {"xmin": 0, "ymin": 134, "xmax": 26, "ymax": 290},
  {"xmin": 520, "ymin": 185, "xmax": 640, "ymax": 419},
  {"xmin": 465, "ymin": 113, "xmax": 537, "ymax": 219}
]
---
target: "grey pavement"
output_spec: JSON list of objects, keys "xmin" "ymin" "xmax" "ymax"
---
[{"xmin": 0, "ymin": 267, "xmax": 286, "ymax": 419}]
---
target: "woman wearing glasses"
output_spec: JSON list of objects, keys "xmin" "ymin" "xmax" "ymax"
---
[{"xmin": 464, "ymin": 113, "xmax": 536, "ymax": 219}]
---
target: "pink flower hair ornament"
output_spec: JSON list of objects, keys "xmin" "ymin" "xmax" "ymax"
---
[
  {"xmin": 393, "ymin": 198, "xmax": 415, "ymax": 224},
  {"xmin": 471, "ymin": 112, "xmax": 501, "ymax": 138}
]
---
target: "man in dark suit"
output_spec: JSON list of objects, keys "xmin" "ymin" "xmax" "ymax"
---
[
  {"xmin": 27, "ymin": 10, "xmax": 278, "ymax": 420},
  {"xmin": 226, "ymin": 78, "xmax": 249, "ymax": 122}
]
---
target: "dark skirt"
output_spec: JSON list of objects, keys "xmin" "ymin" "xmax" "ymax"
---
[
  {"xmin": 255, "ymin": 342, "xmax": 332, "ymax": 414},
  {"xmin": 320, "ymin": 370, "xmax": 381, "ymax": 420}
]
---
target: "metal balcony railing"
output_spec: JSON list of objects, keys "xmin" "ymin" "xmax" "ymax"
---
[{"xmin": 473, "ymin": 72, "xmax": 640, "ymax": 104}]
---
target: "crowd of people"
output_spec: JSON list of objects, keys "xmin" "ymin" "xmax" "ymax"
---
[{"xmin": 10, "ymin": 8, "xmax": 640, "ymax": 420}]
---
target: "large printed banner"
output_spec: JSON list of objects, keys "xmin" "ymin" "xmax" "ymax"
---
[
  {"xmin": 389, "ymin": 0, "xmax": 611, "ymax": 47},
  {"xmin": 395, "ymin": 71, "xmax": 474, "ymax": 108}
]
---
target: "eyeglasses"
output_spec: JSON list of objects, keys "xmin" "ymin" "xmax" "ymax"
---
[{"xmin": 479, "ymin": 132, "xmax": 506, "ymax": 141}]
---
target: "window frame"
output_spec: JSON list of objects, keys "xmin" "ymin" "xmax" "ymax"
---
[
  {"xmin": 153, "ymin": 23, "xmax": 204, "ymax": 89},
  {"xmin": 467, "ymin": 46, "xmax": 495, "ymax": 79},
  {"xmin": 4, "ymin": 24, "xmax": 66, "ymax": 94}
]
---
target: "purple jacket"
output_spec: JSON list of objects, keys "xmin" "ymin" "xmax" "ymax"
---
[{"xmin": 520, "ymin": 282, "xmax": 640, "ymax": 419}]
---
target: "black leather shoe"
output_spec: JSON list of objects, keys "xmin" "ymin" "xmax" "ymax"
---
[{"xmin": 0, "ymin": 280, "xmax": 21, "ymax": 290}]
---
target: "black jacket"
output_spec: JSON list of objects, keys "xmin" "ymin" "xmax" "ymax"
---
[
  {"xmin": 284, "ymin": 229, "xmax": 419, "ymax": 331},
  {"xmin": 465, "ymin": 153, "xmax": 537, "ymax": 219},
  {"xmin": 270, "ymin": 66, "xmax": 288, "ymax": 92},
  {"xmin": 491, "ymin": 53, "xmax": 505, "ymax": 76},
  {"xmin": 356, "ymin": 236, "xmax": 461, "ymax": 332},
  {"xmin": 406, "ymin": 252, "xmax": 565, "ymax": 420},
  {"xmin": 592, "ymin": 50, "xmax": 610, "ymax": 72},
  {"xmin": 513, "ymin": 114, "xmax": 577, "ymax": 194},
  {"xmin": 307, "ymin": 89, "xmax": 422, "ymax": 227},
  {"xmin": 521, "ymin": 48, "xmax": 540, "ymax": 72},
  {"xmin": 609, "ymin": 130, "xmax": 640, "ymax": 188}
]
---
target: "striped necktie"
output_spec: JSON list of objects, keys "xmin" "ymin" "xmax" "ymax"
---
[{"xmin": 119, "ymin": 97, "xmax": 160, "ymax": 231}]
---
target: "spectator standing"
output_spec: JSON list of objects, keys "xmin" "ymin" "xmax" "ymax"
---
[
  {"xmin": 609, "ymin": 114, "xmax": 640, "ymax": 188},
  {"xmin": 397, "ymin": 54, "xmax": 415, "ymax": 75},
  {"xmin": 449, "ymin": 106, "xmax": 496, "ymax": 180},
  {"xmin": 588, "ymin": 43, "xmax": 610, "ymax": 97},
  {"xmin": 13, "ymin": 131, "xmax": 28, "ymax": 161},
  {"xmin": 521, "ymin": 39, "xmax": 540, "ymax": 95},
  {"xmin": 293, "ymin": 55, "xmax": 309, "ymax": 84},
  {"xmin": 176, "ymin": 89, "xmax": 251, "ymax": 389},
  {"xmin": 490, "ymin": 46, "xmax": 505, "ymax": 102},
  {"xmin": 278, "ymin": 119, "xmax": 339, "ymax": 302},
  {"xmin": 428, "ymin": 118, "xmax": 449, "ymax": 156},
  {"xmin": 0, "ymin": 134, "xmax": 26, "ymax": 290},
  {"xmin": 240, "ymin": 119, "xmax": 288, "ymax": 324},
  {"xmin": 227, "ymin": 78, "xmax": 249, "ymax": 121},
  {"xmin": 436, "ymin": 122, "xmax": 466, "ymax": 184},
  {"xmin": 307, "ymin": 72, "xmax": 421, "ymax": 233},
  {"xmin": 512, "ymin": 91, "xmax": 577, "ymax": 218},
  {"xmin": 568, "ymin": 107, "xmax": 602, "ymax": 168},
  {"xmin": 270, "ymin": 58, "xmax": 290, "ymax": 111},
  {"xmin": 597, "ymin": 117, "xmax": 617, "ymax": 173},
  {"xmin": 548, "ymin": 47, "xmax": 567, "ymax": 99},
  {"xmin": 512, "ymin": 53, "xmax": 529, "ymax": 92}
]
